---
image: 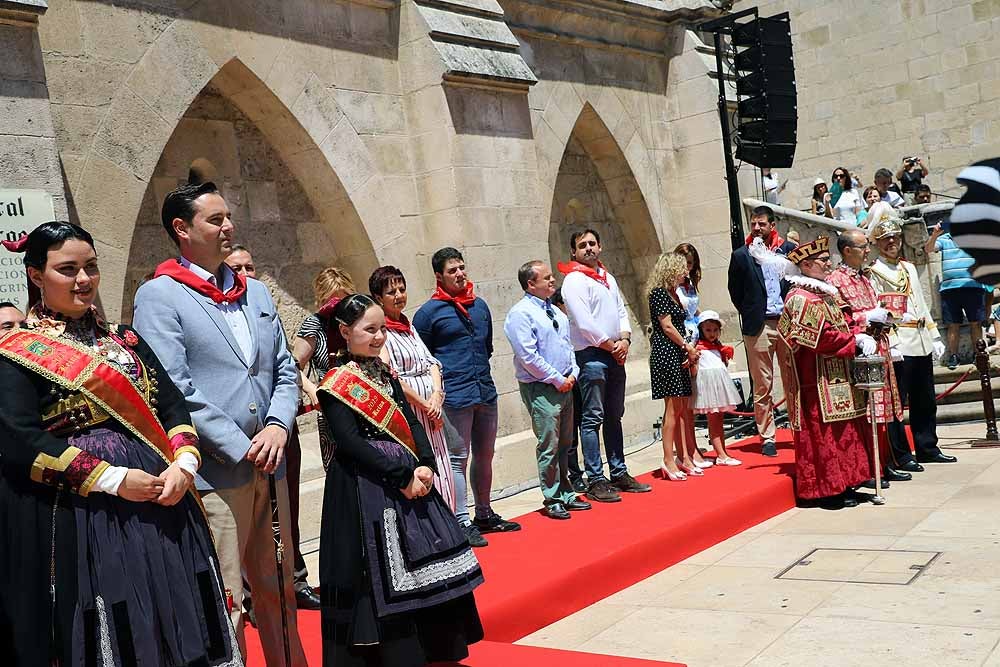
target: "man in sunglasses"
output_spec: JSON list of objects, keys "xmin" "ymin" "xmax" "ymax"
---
[
  {"xmin": 504, "ymin": 261, "xmax": 592, "ymax": 520},
  {"xmin": 829, "ymin": 228, "xmax": 912, "ymax": 487}
]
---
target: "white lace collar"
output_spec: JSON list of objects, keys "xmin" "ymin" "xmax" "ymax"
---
[{"xmin": 786, "ymin": 274, "xmax": 839, "ymax": 296}]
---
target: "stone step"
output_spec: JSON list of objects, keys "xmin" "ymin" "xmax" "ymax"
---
[
  {"xmin": 925, "ymin": 401, "xmax": 990, "ymax": 426},
  {"xmin": 933, "ymin": 377, "xmax": 1000, "ymax": 406},
  {"xmin": 933, "ymin": 363, "xmax": 999, "ymax": 384}
]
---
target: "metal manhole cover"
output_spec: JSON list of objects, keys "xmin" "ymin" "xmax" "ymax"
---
[{"xmin": 775, "ymin": 548, "xmax": 941, "ymax": 585}]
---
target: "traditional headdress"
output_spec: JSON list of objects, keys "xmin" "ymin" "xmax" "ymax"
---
[
  {"xmin": 785, "ymin": 236, "xmax": 829, "ymax": 265},
  {"xmin": 867, "ymin": 202, "xmax": 902, "ymax": 240}
]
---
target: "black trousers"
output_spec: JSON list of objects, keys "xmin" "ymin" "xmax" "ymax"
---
[{"xmin": 886, "ymin": 354, "xmax": 942, "ymax": 463}]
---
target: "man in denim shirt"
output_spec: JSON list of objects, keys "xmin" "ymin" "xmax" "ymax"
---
[
  {"xmin": 414, "ymin": 247, "xmax": 521, "ymax": 547},
  {"xmin": 504, "ymin": 261, "xmax": 592, "ymax": 520}
]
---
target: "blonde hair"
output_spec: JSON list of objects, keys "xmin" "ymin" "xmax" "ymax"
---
[
  {"xmin": 313, "ymin": 267, "xmax": 356, "ymax": 307},
  {"xmin": 646, "ymin": 252, "xmax": 688, "ymax": 295}
]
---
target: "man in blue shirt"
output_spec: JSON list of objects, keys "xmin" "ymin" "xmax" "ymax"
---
[
  {"xmin": 414, "ymin": 247, "xmax": 521, "ymax": 547},
  {"xmin": 504, "ymin": 261, "xmax": 593, "ymax": 520},
  {"xmin": 925, "ymin": 222, "xmax": 993, "ymax": 369}
]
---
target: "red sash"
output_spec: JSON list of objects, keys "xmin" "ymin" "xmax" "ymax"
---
[
  {"xmin": 319, "ymin": 362, "xmax": 418, "ymax": 458},
  {"xmin": 0, "ymin": 329, "xmax": 173, "ymax": 464}
]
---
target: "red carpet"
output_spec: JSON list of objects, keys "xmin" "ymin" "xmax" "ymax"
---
[{"xmin": 245, "ymin": 430, "xmax": 796, "ymax": 664}]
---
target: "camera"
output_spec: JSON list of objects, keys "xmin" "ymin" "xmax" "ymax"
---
[{"xmin": 906, "ymin": 156, "xmax": 920, "ymax": 164}]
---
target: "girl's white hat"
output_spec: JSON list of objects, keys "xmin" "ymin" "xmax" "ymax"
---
[{"xmin": 697, "ymin": 310, "xmax": 724, "ymax": 327}]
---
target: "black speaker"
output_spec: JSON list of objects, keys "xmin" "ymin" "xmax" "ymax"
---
[{"xmin": 732, "ymin": 15, "xmax": 797, "ymax": 168}]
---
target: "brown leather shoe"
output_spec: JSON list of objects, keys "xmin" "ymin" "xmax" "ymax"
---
[
  {"xmin": 586, "ymin": 480, "xmax": 622, "ymax": 503},
  {"xmin": 611, "ymin": 473, "xmax": 652, "ymax": 493}
]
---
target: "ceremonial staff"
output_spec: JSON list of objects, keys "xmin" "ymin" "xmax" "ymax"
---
[{"xmin": 268, "ymin": 473, "xmax": 293, "ymax": 667}]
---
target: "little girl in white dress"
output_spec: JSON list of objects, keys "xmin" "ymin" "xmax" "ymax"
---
[{"xmin": 691, "ymin": 311, "xmax": 742, "ymax": 466}]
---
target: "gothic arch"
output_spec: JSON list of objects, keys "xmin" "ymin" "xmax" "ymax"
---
[
  {"xmin": 69, "ymin": 16, "xmax": 399, "ymax": 319},
  {"xmin": 547, "ymin": 102, "xmax": 663, "ymax": 346}
]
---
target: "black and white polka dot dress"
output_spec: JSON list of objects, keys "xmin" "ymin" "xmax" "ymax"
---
[{"xmin": 649, "ymin": 287, "xmax": 692, "ymax": 400}]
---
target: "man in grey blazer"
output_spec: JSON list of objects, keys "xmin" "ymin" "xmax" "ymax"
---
[{"xmin": 133, "ymin": 182, "xmax": 307, "ymax": 665}]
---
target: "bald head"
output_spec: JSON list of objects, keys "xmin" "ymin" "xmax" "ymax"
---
[{"xmin": 837, "ymin": 229, "xmax": 871, "ymax": 270}]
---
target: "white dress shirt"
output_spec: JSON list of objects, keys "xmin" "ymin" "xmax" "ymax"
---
[
  {"xmin": 561, "ymin": 268, "xmax": 631, "ymax": 352},
  {"xmin": 181, "ymin": 256, "xmax": 253, "ymax": 363}
]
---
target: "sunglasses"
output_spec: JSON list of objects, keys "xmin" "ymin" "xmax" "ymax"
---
[{"xmin": 545, "ymin": 307, "xmax": 560, "ymax": 330}]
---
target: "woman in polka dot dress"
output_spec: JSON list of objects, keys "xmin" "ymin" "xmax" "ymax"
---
[{"xmin": 648, "ymin": 252, "xmax": 700, "ymax": 481}]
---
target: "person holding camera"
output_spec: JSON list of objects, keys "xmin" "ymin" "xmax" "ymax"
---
[{"xmin": 896, "ymin": 156, "xmax": 929, "ymax": 205}]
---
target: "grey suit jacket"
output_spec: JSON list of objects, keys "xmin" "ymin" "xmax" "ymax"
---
[{"xmin": 133, "ymin": 274, "xmax": 299, "ymax": 491}]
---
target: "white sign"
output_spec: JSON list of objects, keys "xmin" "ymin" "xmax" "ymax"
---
[{"xmin": 0, "ymin": 190, "xmax": 56, "ymax": 312}]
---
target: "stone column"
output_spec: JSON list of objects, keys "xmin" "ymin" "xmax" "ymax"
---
[{"xmin": 0, "ymin": 1, "xmax": 69, "ymax": 219}]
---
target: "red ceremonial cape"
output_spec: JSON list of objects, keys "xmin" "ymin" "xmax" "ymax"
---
[
  {"xmin": 431, "ymin": 282, "xmax": 476, "ymax": 319},
  {"xmin": 153, "ymin": 258, "xmax": 247, "ymax": 305},
  {"xmin": 557, "ymin": 260, "xmax": 609, "ymax": 288}
]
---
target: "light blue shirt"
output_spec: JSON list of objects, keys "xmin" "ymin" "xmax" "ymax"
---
[
  {"xmin": 503, "ymin": 293, "xmax": 579, "ymax": 387},
  {"xmin": 180, "ymin": 256, "xmax": 253, "ymax": 362},
  {"xmin": 762, "ymin": 261, "xmax": 784, "ymax": 317},
  {"xmin": 935, "ymin": 233, "xmax": 991, "ymax": 293}
]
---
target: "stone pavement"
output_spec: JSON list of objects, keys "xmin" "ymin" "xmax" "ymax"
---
[
  {"xmin": 513, "ymin": 423, "xmax": 1000, "ymax": 667},
  {"xmin": 295, "ymin": 421, "xmax": 1000, "ymax": 665}
]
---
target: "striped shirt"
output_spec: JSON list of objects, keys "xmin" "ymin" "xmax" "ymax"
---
[
  {"xmin": 295, "ymin": 314, "xmax": 329, "ymax": 381},
  {"xmin": 935, "ymin": 233, "xmax": 991, "ymax": 292}
]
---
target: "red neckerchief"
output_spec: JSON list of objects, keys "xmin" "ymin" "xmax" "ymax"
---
[
  {"xmin": 744, "ymin": 229, "xmax": 786, "ymax": 251},
  {"xmin": 557, "ymin": 260, "xmax": 609, "ymax": 288},
  {"xmin": 431, "ymin": 281, "xmax": 476, "ymax": 319},
  {"xmin": 153, "ymin": 258, "xmax": 247, "ymax": 305},
  {"xmin": 384, "ymin": 312, "xmax": 413, "ymax": 335},
  {"xmin": 696, "ymin": 338, "xmax": 734, "ymax": 363}
]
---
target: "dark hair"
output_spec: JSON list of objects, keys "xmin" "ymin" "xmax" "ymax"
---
[
  {"xmin": 229, "ymin": 243, "xmax": 251, "ymax": 254},
  {"xmin": 368, "ymin": 265, "xmax": 406, "ymax": 299},
  {"xmin": 551, "ymin": 288, "xmax": 564, "ymax": 306},
  {"xmin": 831, "ymin": 167, "xmax": 851, "ymax": 186},
  {"xmin": 22, "ymin": 221, "xmax": 96, "ymax": 270},
  {"xmin": 673, "ymin": 243, "xmax": 701, "ymax": 290},
  {"xmin": 750, "ymin": 205, "xmax": 775, "ymax": 222},
  {"xmin": 569, "ymin": 229, "xmax": 600, "ymax": 252},
  {"xmin": 916, "ymin": 183, "xmax": 931, "ymax": 194},
  {"xmin": 812, "ymin": 182, "xmax": 827, "ymax": 201},
  {"xmin": 332, "ymin": 293, "xmax": 379, "ymax": 328},
  {"xmin": 863, "ymin": 185, "xmax": 879, "ymax": 203},
  {"xmin": 517, "ymin": 260, "xmax": 544, "ymax": 291},
  {"xmin": 431, "ymin": 247, "xmax": 464, "ymax": 275},
  {"xmin": 874, "ymin": 168, "xmax": 893, "ymax": 181},
  {"xmin": 161, "ymin": 181, "xmax": 220, "ymax": 246},
  {"xmin": 0, "ymin": 301, "xmax": 17, "ymax": 309}
]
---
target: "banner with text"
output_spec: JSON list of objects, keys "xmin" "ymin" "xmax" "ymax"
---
[{"xmin": 0, "ymin": 190, "xmax": 56, "ymax": 312}]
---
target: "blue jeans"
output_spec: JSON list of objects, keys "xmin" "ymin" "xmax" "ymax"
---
[
  {"xmin": 443, "ymin": 402, "xmax": 498, "ymax": 525},
  {"xmin": 576, "ymin": 347, "xmax": 628, "ymax": 483}
]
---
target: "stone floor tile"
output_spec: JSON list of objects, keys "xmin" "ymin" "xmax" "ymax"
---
[
  {"xmin": 745, "ymin": 616, "xmax": 999, "ymax": 667},
  {"xmin": 742, "ymin": 508, "xmax": 800, "ymax": 533},
  {"xmin": 601, "ymin": 563, "xmax": 707, "ymax": 607},
  {"xmin": 876, "ymin": 481, "xmax": 963, "ymax": 508},
  {"xmin": 812, "ymin": 578, "xmax": 1000, "ymax": 629},
  {"xmin": 912, "ymin": 463, "xmax": 987, "ymax": 485},
  {"xmin": 715, "ymin": 532, "xmax": 897, "ymax": 569},
  {"xmin": 908, "ymin": 507, "xmax": 1000, "ymax": 539},
  {"xmin": 517, "ymin": 600, "xmax": 641, "ymax": 648},
  {"xmin": 654, "ymin": 565, "xmax": 843, "ymax": 615},
  {"xmin": 676, "ymin": 530, "xmax": 762, "ymax": 566},
  {"xmin": 891, "ymin": 535, "xmax": 1000, "ymax": 582},
  {"xmin": 769, "ymin": 506, "xmax": 933, "ymax": 536},
  {"xmin": 574, "ymin": 607, "xmax": 800, "ymax": 667}
]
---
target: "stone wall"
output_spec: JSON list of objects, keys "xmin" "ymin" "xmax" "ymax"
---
[
  {"xmin": 732, "ymin": 0, "xmax": 1000, "ymax": 207},
  {"xmin": 124, "ymin": 83, "xmax": 329, "ymax": 338}
]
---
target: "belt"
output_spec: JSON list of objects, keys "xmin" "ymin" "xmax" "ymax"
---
[
  {"xmin": 897, "ymin": 319, "xmax": 936, "ymax": 330},
  {"xmin": 764, "ymin": 315, "xmax": 780, "ymax": 321}
]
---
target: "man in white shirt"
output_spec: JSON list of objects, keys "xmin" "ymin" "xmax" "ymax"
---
[
  {"xmin": 558, "ymin": 229, "xmax": 652, "ymax": 503},
  {"xmin": 875, "ymin": 168, "xmax": 906, "ymax": 208}
]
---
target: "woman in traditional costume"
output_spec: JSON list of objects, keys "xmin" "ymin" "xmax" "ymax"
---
[
  {"xmin": 316, "ymin": 294, "xmax": 483, "ymax": 666},
  {"xmin": 0, "ymin": 222, "xmax": 239, "ymax": 667}
]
